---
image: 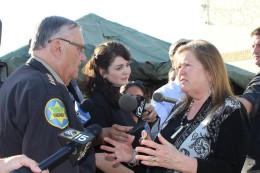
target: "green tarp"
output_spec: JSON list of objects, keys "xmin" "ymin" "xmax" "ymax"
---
[
  {"xmin": 0, "ymin": 13, "xmax": 256, "ymax": 92},
  {"xmin": 0, "ymin": 13, "xmax": 171, "ymax": 86}
]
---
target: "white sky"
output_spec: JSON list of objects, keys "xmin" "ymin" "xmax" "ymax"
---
[{"xmin": 0, "ymin": 0, "xmax": 202, "ymax": 56}]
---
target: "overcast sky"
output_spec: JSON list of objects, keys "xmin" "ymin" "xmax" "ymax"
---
[{"xmin": 0, "ymin": 0, "xmax": 203, "ymax": 56}]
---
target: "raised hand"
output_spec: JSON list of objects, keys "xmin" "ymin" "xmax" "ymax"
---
[
  {"xmin": 135, "ymin": 133, "xmax": 194, "ymax": 171},
  {"xmin": 100, "ymin": 135, "xmax": 135, "ymax": 165}
]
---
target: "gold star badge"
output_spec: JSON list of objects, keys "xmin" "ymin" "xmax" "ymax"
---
[{"xmin": 48, "ymin": 102, "xmax": 67, "ymax": 124}]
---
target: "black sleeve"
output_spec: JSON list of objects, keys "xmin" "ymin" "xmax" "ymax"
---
[
  {"xmin": 86, "ymin": 94, "xmax": 111, "ymax": 128},
  {"xmin": 197, "ymin": 107, "xmax": 250, "ymax": 173},
  {"xmin": 240, "ymin": 72, "xmax": 260, "ymax": 105}
]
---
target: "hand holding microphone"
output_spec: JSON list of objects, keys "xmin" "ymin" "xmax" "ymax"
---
[
  {"xmin": 119, "ymin": 94, "xmax": 157, "ymax": 133},
  {"xmin": 119, "ymin": 94, "xmax": 156, "ymax": 121},
  {"xmin": 11, "ymin": 124, "xmax": 102, "ymax": 173},
  {"xmin": 142, "ymin": 103, "xmax": 157, "ymax": 123}
]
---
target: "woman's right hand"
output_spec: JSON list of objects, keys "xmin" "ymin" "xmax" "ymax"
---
[{"xmin": 100, "ymin": 135, "xmax": 135, "ymax": 165}]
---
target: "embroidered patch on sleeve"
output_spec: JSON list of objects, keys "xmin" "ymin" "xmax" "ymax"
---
[{"xmin": 45, "ymin": 98, "xmax": 69, "ymax": 129}]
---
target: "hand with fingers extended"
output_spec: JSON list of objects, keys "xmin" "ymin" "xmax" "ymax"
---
[
  {"xmin": 135, "ymin": 133, "xmax": 197, "ymax": 172},
  {"xmin": 110, "ymin": 124, "xmax": 133, "ymax": 143},
  {"xmin": 100, "ymin": 135, "xmax": 135, "ymax": 166}
]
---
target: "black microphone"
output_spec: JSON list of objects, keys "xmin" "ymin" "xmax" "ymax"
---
[
  {"xmin": 119, "ymin": 94, "xmax": 137, "ymax": 112},
  {"xmin": 75, "ymin": 98, "xmax": 94, "ymax": 125},
  {"xmin": 152, "ymin": 92, "xmax": 178, "ymax": 104},
  {"xmin": 119, "ymin": 94, "xmax": 149, "ymax": 117},
  {"xmin": 119, "ymin": 94, "xmax": 147, "ymax": 134},
  {"xmin": 11, "ymin": 124, "xmax": 102, "ymax": 173}
]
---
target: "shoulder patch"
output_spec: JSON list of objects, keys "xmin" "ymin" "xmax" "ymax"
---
[{"xmin": 45, "ymin": 98, "xmax": 69, "ymax": 129}]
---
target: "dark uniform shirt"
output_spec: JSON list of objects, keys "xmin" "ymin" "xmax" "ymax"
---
[
  {"xmin": 240, "ymin": 72, "xmax": 260, "ymax": 107},
  {"xmin": 240, "ymin": 71, "xmax": 260, "ymax": 170},
  {"xmin": 0, "ymin": 58, "xmax": 95, "ymax": 173}
]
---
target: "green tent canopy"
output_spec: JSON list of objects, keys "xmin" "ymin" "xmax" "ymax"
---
[
  {"xmin": 0, "ymin": 13, "xmax": 171, "ymax": 86},
  {"xmin": 0, "ymin": 13, "xmax": 256, "ymax": 94}
]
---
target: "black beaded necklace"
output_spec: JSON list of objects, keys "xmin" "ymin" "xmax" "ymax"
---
[{"xmin": 171, "ymin": 100, "xmax": 194, "ymax": 139}]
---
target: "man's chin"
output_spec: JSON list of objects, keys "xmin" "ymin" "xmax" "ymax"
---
[{"xmin": 255, "ymin": 62, "xmax": 260, "ymax": 67}]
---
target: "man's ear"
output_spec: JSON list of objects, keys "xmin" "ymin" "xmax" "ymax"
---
[{"xmin": 49, "ymin": 39, "xmax": 62, "ymax": 57}]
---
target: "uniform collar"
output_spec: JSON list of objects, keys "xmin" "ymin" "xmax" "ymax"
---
[{"xmin": 33, "ymin": 57, "xmax": 65, "ymax": 86}]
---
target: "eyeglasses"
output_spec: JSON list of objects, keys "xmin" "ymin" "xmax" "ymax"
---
[{"xmin": 48, "ymin": 38, "xmax": 86, "ymax": 54}]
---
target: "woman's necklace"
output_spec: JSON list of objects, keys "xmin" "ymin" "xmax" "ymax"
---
[{"xmin": 171, "ymin": 100, "xmax": 194, "ymax": 139}]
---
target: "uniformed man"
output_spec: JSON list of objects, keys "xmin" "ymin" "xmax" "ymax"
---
[{"xmin": 0, "ymin": 16, "xmax": 95, "ymax": 173}]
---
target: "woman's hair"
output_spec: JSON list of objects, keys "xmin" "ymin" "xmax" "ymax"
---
[
  {"xmin": 120, "ymin": 80, "xmax": 146, "ymax": 97},
  {"xmin": 176, "ymin": 39, "xmax": 234, "ymax": 109},
  {"xmin": 81, "ymin": 40, "xmax": 131, "ymax": 108},
  {"xmin": 30, "ymin": 16, "xmax": 80, "ymax": 51}
]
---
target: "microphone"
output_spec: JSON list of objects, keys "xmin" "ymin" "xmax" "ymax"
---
[
  {"xmin": 119, "ymin": 94, "xmax": 148, "ymax": 118},
  {"xmin": 75, "ymin": 98, "xmax": 94, "ymax": 125},
  {"xmin": 152, "ymin": 92, "xmax": 178, "ymax": 104},
  {"xmin": 119, "ymin": 94, "xmax": 147, "ymax": 134},
  {"xmin": 11, "ymin": 124, "xmax": 102, "ymax": 173}
]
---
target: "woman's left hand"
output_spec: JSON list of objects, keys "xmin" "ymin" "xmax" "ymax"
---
[{"xmin": 135, "ymin": 133, "xmax": 183, "ymax": 170}]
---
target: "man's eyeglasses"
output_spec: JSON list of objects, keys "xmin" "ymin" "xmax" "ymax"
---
[{"xmin": 48, "ymin": 38, "xmax": 86, "ymax": 54}]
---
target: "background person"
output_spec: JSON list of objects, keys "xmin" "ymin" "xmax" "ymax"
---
[
  {"xmin": 80, "ymin": 41, "xmax": 157, "ymax": 173},
  {"xmin": 80, "ymin": 41, "xmax": 135, "ymax": 173},
  {"xmin": 239, "ymin": 26, "xmax": 260, "ymax": 172},
  {"xmin": 101, "ymin": 39, "xmax": 250, "ymax": 173},
  {"xmin": 121, "ymin": 80, "xmax": 159, "ymax": 141},
  {"xmin": 0, "ymin": 16, "xmax": 95, "ymax": 173},
  {"xmin": 98, "ymin": 80, "xmax": 152, "ymax": 173},
  {"xmin": 96, "ymin": 80, "xmax": 147, "ymax": 173},
  {"xmin": 151, "ymin": 39, "xmax": 191, "ymax": 126},
  {"xmin": 120, "ymin": 80, "xmax": 147, "ymax": 123},
  {"xmin": 80, "ymin": 40, "xmax": 135, "ymax": 145}
]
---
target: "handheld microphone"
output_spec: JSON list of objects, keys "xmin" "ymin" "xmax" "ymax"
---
[
  {"xmin": 11, "ymin": 124, "xmax": 102, "ymax": 173},
  {"xmin": 119, "ymin": 94, "xmax": 149, "ymax": 117},
  {"xmin": 119, "ymin": 94, "xmax": 137, "ymax": 112},
  {"xmin": 75, "ymin": 98, "xmax": 94, "ymax": 125},
  {"xmin": 119, "ymin": 94, "xmax": 147, "ymax": 134},
  {"xmin": 135, "ymin": 95, "xmax": 148, "ymax": 118},
  {"xmin": 152, "ymin": 92, "xmax": 178, "ymax": 104}
]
